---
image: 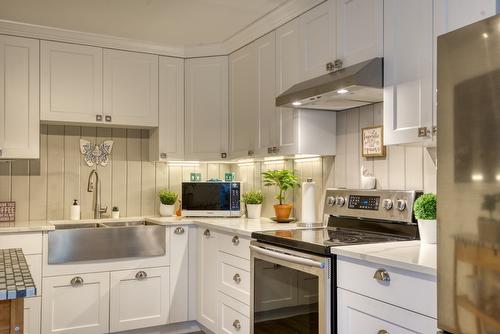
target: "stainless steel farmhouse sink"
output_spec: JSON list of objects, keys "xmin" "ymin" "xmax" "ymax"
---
[{"xmin": 48, "ymin": 220, "xmax": 165, "ymax": 264}]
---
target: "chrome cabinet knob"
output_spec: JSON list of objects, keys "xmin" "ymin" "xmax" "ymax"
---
[
  {"xmin": 336, "ymin": 196, "xmax": 346, "ymax": 207},
  {"xmin": 232, "ymin": 235, "xmax": 240, "ymax": 245},
  {"xmin": 233, "ymin": 319, "xmax": 241, "ymax": 330},
  {"xmin": 327, "ymin": 196, "xmax": 336, "ymax": 207},
  {"xmin": 136, "ymin": 271, "xmax": 148, "ymax": 280},
  {"xmin": 378, "ymin": 330, "xmax": 389, "ymax": 334},
  {"xmin": 383, "ymin": 199, "xmax": 393, "ymax": 210},
  {"xmin": 373, "ymin": 269, "xmax": 390, "ymax": 282},
  {"xmin": 233, "ymin": 273, "xmax": 241, "ymax": 284},
  {"xmin": 174, "ymin": 227, "xmax": 185, "ymax": 234},
  {"xmin": 70, "ymin": 276, "xmax": 84, "ymax": 287},
  {"xmin": 396, "ymin": 199, "xmax": 407, "ymax": 211},
  {"xmin": 96, "ymin": 114, "xmax": 103, "ymax": 122},
  {"xmin": 204, "ymin": 229, "xmax": 211, "ymax": 237}
]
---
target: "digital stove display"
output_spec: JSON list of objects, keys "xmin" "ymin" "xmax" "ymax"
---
[{"xmin": 348, "ymin": 195, "xmax": 380, "ymax": 210}]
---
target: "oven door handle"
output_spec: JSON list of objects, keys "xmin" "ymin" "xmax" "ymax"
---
[{"xmin": 250, "ymin": 245, "xmax": 325, "ymax": 269}]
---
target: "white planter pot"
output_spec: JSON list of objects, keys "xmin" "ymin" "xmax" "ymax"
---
[
  {"xmin": 418, "ymin": 219, "xmax": 437, "ymax": 244},
  {"xmin": 246, "ymin": 204, "xmax": 262, "ymax": 219},
  {"xmin": 160, "ymin": 203, "xmax": 175, "ymax": 217},
  {"xmin": 111, "ymin": 211, "xmax": 119, "ymax": 219}
]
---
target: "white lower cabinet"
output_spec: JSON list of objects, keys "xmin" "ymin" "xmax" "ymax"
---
[
  {"xmin": 338, "ymin": 288, "xmax": 437, "ymax": 334},
  {"xmin": 218, "ymin": 293, "xmax": 250, "ymax": 334},
  {"xmin": 169, "ymin": 225, "xmax": 190, "ymax": 323},
  {"xmin": 24, "ymin": 297, "xmax": 41, "ymax": 334},
  {"xmin": 109, "ymin": 266, "xmax": 169, "ymax": 332},
  {"xmin": 218, "ymin": 253, "xmax": 250, "ymax": 305},
  {"xmin": 42, "ymin": 272, "xmax": 110, "ymax": 334}
]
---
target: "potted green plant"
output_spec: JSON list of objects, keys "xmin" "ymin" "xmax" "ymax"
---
[
  {"xmin": 263, "ymin": 169, "xmax": 300, "ymax": 220},
  {"xmin": 242, "ymin": 190, "xmax": 264, "ymax": 219},
  {"xmin": 158, "ymin": 190, "xmax": 178, "ymax": 217},
  {"xmin": 111, "ymin": 206, "xmax": 119, "ymax": 219},
  {"xmin": 413, "ymin": 193, "xmax": 437, "ymax": 244}
]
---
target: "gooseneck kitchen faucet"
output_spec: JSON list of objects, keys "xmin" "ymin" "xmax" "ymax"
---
[{"xmin": 87, "ymin": 169, "xmax": 108, "ymax": 219}]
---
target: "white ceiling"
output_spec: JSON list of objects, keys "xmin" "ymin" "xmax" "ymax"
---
[{"xmin": 0, "ymin": 0, "xmax": 290, "ymax": 47}]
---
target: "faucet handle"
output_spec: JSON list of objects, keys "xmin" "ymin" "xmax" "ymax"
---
[{"xmin": 99, "ymin": 206, "xmax": 108, "ymax": 214}]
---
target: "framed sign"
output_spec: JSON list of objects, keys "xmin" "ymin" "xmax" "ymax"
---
[
  {"xmin": 0, "ymin": 201, "xmax": 16, "ymax": 222},
  {"xmin": 362, "ymin": 126, "xmax": 386, "ymax": 157}
]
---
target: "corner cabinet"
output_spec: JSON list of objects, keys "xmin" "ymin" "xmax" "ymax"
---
[
  {"xmin": 383, "ymin": 0, "xmax": 435, "ymax": 145},
  {"xmin": 150, "ymin": 56, "xmax": 185, "ymax": 161},
  {"xmin": 41, "ymin": 41, "xmax": 103, "ymax": 124},
  {"xmin": 435, "ymin": 0, "xmax": 496, "ymax": 35},
  {"xmin": 185, "ymin": 56, "xmax": 229, "ymax": 161},
  {"xmin": 0, "ymin": 35, "xmax": 39, "ymax": 159},
  {"xmin": 103, "ymin": 49, "xmax": 159, "ymax": 127}
]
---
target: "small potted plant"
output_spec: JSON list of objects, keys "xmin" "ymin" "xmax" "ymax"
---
[
  {"xmin": 242, "ymin": 190, "xmax": 264, "ymax": 219},
  {"xmin": 263, "ymin": 169, "xmax": 300, "ymax": 220},
  {"xmin": 158, "ymin": 190, "xmax": 178, "ymax": 217},
  {"xmin": 111, "ymin": 206, "xmax": 119, "ymax": 219},
  {"xmin": 413, "ymin": 193, "xmax": 437, "ymax": 244}
]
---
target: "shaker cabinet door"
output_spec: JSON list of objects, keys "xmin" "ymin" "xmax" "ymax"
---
[
  {"xmin": 103, "ymin": 49, "xmax": 158, "ymax": 127},
  {"xmin": 110, "ymin": 267, "xmax": 169, "ymax": 332},
  {"xmin": 41, "ymin": 41, "xmax": 102, "ymax": 124},
  {"xmin": 0, "ymin": 35, "xmax": 39, "ymax": 159},
  {"xmin": 42, "ymin": 272, "xmax": 110, "ymax": 334},
  {"xmin": 169, "ymin": 225, "xmax": 190, "ymax": 323}
]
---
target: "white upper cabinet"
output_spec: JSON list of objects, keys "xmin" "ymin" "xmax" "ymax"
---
[
  {"xmin": 0, "ymin": 35, "xmax": 39, "ymax": 159},
  {"xmin": 150, "ymin": 56, "xmax": 184, "ymax": 161},
  {"xmin": 383, "ymin": 0, "xmax": 434, "ymax": 145},
  {"xmin": 229, "ymin": 40, "xmax": 258, "ymax": 158},
  {"xmin": 185, "ymin": 56, "xmax": 229, "ymax": 161},
  {"xmin": 276, "ymin": 18, "xmax": 301, "ymax": 94},
  {"xmin": 298, "ymin": 1, "xmax": 337, "ymax": 81},
  {"xmin": 255, "ymin": 32, "xmax": 278, "ymax": 156},
  {"xmin": 336, "ymin": 0, "xmax": 383, "ymax": 67},
  {"xmin": 435, "ymin": 0, "xmax": 496, "ymax": 35},
  {"xmin": 41, "ymin": 41, "xmax": 102, "ymax": 124},
  {"xmin": 103, "ymin": 49, "xmax": 159, "ymax": 127}
]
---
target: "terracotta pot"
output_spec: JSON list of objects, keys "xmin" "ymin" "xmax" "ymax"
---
[{"xmin": 274, "ymin": 204, "xmax": 293, "ymax": 219}]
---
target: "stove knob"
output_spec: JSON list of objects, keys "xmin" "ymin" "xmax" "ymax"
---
[
  {"xmin": 336, "ymin": 196, "xmax": 346, "ymax": 207},
  {"xmin": 383, "ymin": 199, "xmax": 393, "ymax": 210},
  {"xmin": 327, "ymin": 196, "xmax": 336, "ymax": 207},
  {"xmin": 396, "ymin": 199, "xmax": 407, "ymax": 211}
]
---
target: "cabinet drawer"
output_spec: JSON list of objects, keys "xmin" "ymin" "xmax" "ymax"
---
[
  {"xmin": 338, "ymin": 288, "xmax": 437, "ymax": 334},
  {"xmin": 219, "ymin": 232, "xmax": 251, "ymax": 260},
  {"xmin": 337, "ymin": 256, "xmax": 437, "ymax": 318},
  {"xmin": 218, "ymin": 252, "xmax": 250, "ymax": 304},
  {"xmin": 110, "ymin": 266, "xmax": 169, "ymax": 332},
  {"xmin": 0, "ymin": 232, "xmax": 42, "ymax": 254},
  {"xmin": 219, "ymin": 293, "xmax": 250, "ymax": 334},
  {"xmin": 42, "ymin": 272, "xmax": 109, "ymax": 334}
]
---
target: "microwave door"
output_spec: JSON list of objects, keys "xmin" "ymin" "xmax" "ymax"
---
[{"xmin": 250, "ymin": 242, "xmax": 331, "ymax": 334}]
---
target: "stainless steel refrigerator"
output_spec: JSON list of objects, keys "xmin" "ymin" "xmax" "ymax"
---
[{"xmin": 438, "ymin": 14, "xmax": 500, "ymax": 334}]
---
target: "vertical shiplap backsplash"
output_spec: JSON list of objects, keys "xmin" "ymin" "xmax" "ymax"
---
[
  {"xmin": 0, "ymin": 104, "xmax": 436, "ymax": 223},
  {"xmin": 0, "ymin": 125, "xmax": 231, "ymax": 222},
  {"xmin": 335, "ymin": 103, "xmax": 437, "ymax": 193}
]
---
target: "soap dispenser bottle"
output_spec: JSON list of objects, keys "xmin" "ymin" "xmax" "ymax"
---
[{"xmin": 71, "ymin": 199, "xmax": 80, "ymax": 221}]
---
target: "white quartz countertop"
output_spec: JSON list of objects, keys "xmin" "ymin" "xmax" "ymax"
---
[
  {"xmin": 0, "ymin": 216, "xmax": 304, "ymax": 237},
  {"xmin": 330, "ymin": 240, "xmax": 437, "ymax": 276}
]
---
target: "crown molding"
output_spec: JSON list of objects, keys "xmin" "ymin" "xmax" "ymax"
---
[{"xmin": 0, "ymin": 0, "xmax": 325, "ymax": 58}]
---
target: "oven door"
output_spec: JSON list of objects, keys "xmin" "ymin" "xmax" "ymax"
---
[{"xmin": 250, "ymin": 241, "xmax": 332, "ymax": 334}]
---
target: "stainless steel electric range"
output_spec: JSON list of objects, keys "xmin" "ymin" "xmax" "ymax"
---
[{"xmin": 250, "ymin": 189, "xmax": 422, "ymax": 334}]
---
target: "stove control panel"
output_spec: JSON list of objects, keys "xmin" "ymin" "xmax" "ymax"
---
[{"xmin": 324, "ymin": 189, "xmax": 422, "ymax": 224}]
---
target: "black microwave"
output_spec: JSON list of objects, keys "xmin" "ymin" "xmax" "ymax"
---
[{"xmin": 182, "ymin": 182, "xmax": 241, "ymax": 217}]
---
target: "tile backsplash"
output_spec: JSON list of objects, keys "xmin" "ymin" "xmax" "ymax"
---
[{"xmin": 0, "ymin": 103, "xmax": 436, "ymax": 223}]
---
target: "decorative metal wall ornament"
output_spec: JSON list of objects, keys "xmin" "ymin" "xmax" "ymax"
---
[{"xmin": 80, "ymin": 139, "xmax": 114, "ymax": 167}]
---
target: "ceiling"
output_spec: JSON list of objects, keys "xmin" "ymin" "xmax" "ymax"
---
[{"xmin": 0, "ymin": 0, "xmax": 290, "ymax": 47}]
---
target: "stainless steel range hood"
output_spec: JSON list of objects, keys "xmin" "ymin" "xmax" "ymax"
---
[{"xmin": 276, "ymin": 58, "xmax": 383, "ymax": 111}]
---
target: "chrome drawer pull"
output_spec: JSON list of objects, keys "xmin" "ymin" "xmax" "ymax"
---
[
  {"xmin": 136, "ymin": 271, "xmax": 148, "ymax": 280},
  {"xmin": 373, "ymin": 269, "xmax": 390, "ymax": 282},
  {"xmin": 233, "ymin": 273, "xmax": 241, "ymax": 284},
  {"xmin": 70, "ymin": 276, "xmax": 84, "ymax": 287},
  {"xmin": 233, "ymin": 319, "xmax": 241, "ymax": 330},
  {"xmin": 174, "ymin": 227, "xmax": 185, "ymax": 234},
  {"xmin": 378, "ymin": 330, "xmax": 389, "ymax": 334},
  {"xmin": 232, "ymin": 235, "xmax": 240, "ymax": 245},
  {"xmin": 204, "ymin": 229, "xmax": 211, "ymax": 237}
]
